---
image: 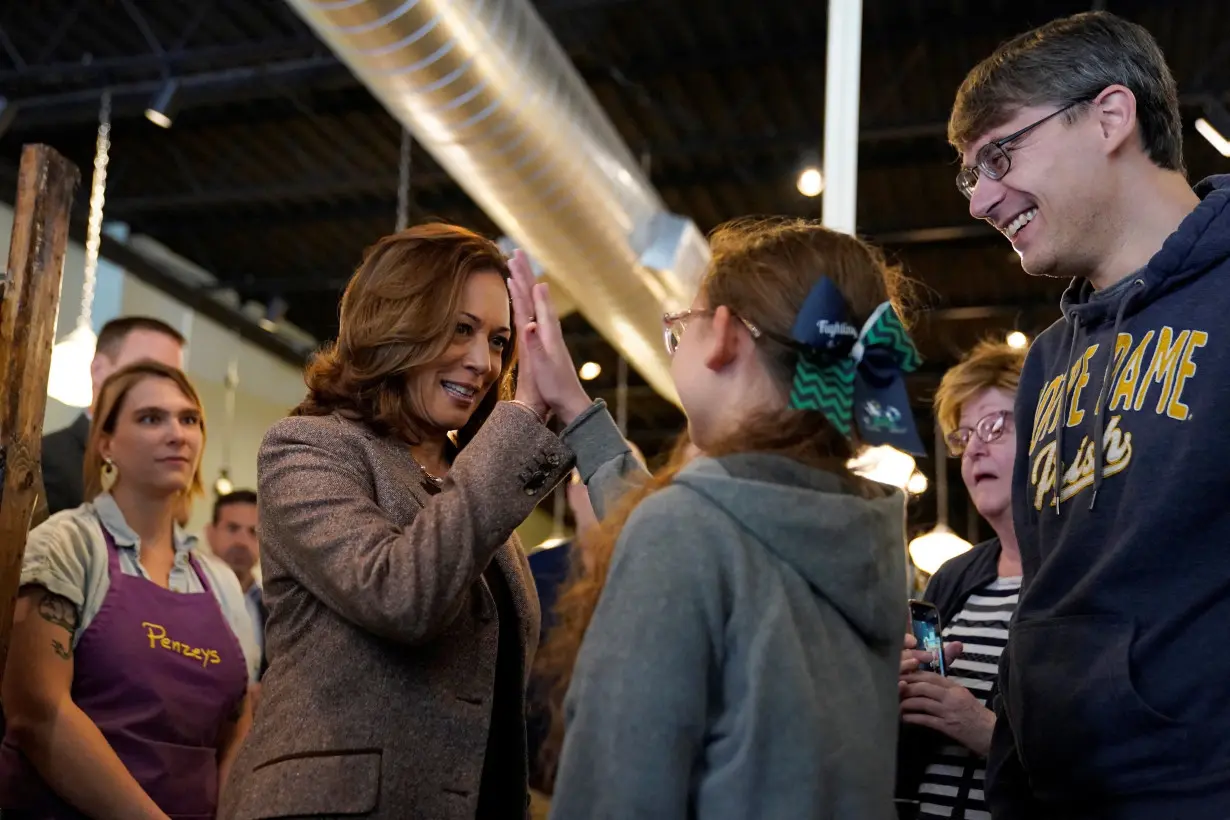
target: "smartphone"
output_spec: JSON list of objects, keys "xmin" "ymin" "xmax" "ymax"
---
[{"xmin": 908, "ymin": 599, "xmax": 946, "ymax": 675}]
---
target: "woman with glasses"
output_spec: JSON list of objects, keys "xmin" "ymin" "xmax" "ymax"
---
[
  {"xmin": 896, "ymin": 340, "xmax": 1026, "ymax": 820},
  {"xmin": 510, "ymin": 216, "xmax": 919, "ymax": 819}
]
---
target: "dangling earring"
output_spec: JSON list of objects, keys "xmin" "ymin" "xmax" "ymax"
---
[{"xmin": 100, "ymin": 457, "xmax": 118, "ymax": 493}]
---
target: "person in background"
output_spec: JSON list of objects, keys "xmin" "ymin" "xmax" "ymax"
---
[
  {"xmin": 952, "ymin": 10, "xmax": 1230, "ymax": 817},
  {"xmin": 895, "ymin": 340, "xmax": 1025, "ymax": 820},
  {"xmin": 41, "ymin": 316, "xmax": 185, "ymax": 518},
  {"xmin": 0, "ymin": 361, "xmax": 259, "ymax": 820},
  {"xmin": 527, "ymin": 439, "xmax": 645, "ymax": 641},
  {"xmin": 218, "ymin": 224, "xmax": 579, "ymax": 820},
  {"xmin": 516, "ymin": 217, "xmax": 917, "ymax": 819},
  {"xmin": 207, "ymin": 490, "xmax": 266, "ymax": 678}
]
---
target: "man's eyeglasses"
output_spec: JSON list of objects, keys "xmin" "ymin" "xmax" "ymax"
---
[
  {"xmin": 956, "ymin": 99, "xmax": 1091, "ymax": 199},
  {"xmin": 946, "ymin": 409, "xmax": 1013, "ymax": 457}
]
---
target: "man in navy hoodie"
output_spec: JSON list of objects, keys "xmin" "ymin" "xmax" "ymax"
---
[{"xmin": 948, "ymin": 11, "xmax": 1230, "ymax": 819}]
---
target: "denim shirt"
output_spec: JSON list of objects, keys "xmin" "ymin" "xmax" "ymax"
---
[{"xmin": 20, "ymin": 493, "xmax": 261, "ymax": 682}]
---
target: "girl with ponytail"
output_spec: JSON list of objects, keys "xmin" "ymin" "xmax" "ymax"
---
[{"xmin": 510, "ymin": 217, "xmax": 921, "ymax": 819}]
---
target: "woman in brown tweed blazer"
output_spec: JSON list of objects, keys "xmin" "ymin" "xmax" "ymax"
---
[{"xmin": 217, "ymin": 224, "xmax": 612, "ymax": 820}]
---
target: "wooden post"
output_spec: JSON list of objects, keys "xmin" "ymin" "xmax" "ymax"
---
[{"xmin": 0, "ymin": 145, "xmax": 80, "ymax": 674}]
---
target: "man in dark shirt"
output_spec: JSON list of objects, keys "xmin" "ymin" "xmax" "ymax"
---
[
  {"xmin": 40, "ymin": 316, "xmax": 185, "ymax": 517},
  {"xmin": 206, "ymin": 489, "xmax": 266, "ymax": 677}
]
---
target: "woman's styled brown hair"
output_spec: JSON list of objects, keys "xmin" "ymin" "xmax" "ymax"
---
[
  {"xmin": 933, "ymin": 339, "xmax": 1026, "ymax": 436},
  {"xmin": 293, "ymin": 223, "xmax": 516, "ymax": 448},
  {"xmin": 533, "ymin": 217, "xmax": 912, "ymax": 788},
  {"xmin": 84, "ymin": 361, "xmax": 207, "ymax": 511}
]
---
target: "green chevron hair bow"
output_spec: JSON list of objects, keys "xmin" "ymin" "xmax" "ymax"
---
[{"xmin": 787, "ymin": 279, "xmax": 925, "ymax": 455}]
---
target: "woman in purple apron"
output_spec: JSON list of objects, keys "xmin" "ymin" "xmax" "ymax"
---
[{"xmin": 0, "ymin": 361, "xmax": 256, "ymax": 819}]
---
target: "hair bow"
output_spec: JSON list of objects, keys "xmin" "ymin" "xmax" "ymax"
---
[{"xmin": 788, "ymin": 278, "xmax": 925, "ymax": 455}]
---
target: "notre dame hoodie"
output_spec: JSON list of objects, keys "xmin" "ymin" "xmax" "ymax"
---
[{"xmin": 992, "ymin": 175, "xmax": 1230, "ymax": 819}]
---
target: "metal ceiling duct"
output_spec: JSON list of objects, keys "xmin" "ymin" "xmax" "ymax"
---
[{"xmin": 283, "ymin": 0, "xmax": 711, "ymax": 401}]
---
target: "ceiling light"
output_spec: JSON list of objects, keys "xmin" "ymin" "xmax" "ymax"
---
[
  {"xmin": 213, "ymin": 468, "xmax": 234, "ymax": 497},
  {"xmin": 907, "ymin": 422, "xmax": 973, "ymax": 574},
  {"xmin": 47, "ymin": 325, "xmax": 98, "ymax": 408},
  {"xmin": 1006, "ymin": 330, "xmax": 1028, "ymax": 349},
  {"xmin": 145, "ymin": 80, "xmax": 179, "ymax": 128},
  {"xmin": 797, "ymin": 167, "xmax": 824, "ymax": 198},
  {"xmin": 909, "ymin": 524, "xmax": 974, "ymax": 575},
  {"xmin": 1196, "ymin": 118, "xmax": 1230, "ymax": 157},
  {"xmin": 579, "ymin": 361, "xmax": 602, "ymax": 380},
  {"xmin": 847, "ymin": 445, "xmax": 916, "ymax": 489},
  {"xmin": 906, "ymin": 471, "xmax": 929, "ymax": 495}
]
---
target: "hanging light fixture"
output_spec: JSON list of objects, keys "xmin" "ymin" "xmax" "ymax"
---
[
  {"xmin": 848, "ymin": 445, "xmax": 916, "ymax": 489},
  {"xmin": 48, "ymin": 91, "xmax": 110, "ymax": 408},
  {"xmin": 213, "ymin": 355, "xmax": 239, "ymax": 497},
  {"xmin": 145, "ymin": 79, "xmax": 178, "ymax": 128},
  {"xmin": 906, "ymin": 470, "xmax": 929, "ymax": 495},
  {"xmin": 909, "ymin": 422, "xmax": 973, "ymax": 574}
]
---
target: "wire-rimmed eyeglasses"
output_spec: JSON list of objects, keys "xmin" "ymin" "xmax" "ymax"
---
[
  {"xmin": 662, "ymin": 309, "xmax": 756, "ymax": 356},
  {"xmin": 663, "ymin": 309, "xmax": 804, "ymax": 357},
  {"xmin": 956, "ymin": 99, "xmax": 1091, "ymax": 200},
  {"xmin": 946, "ymin": 409, "xmax": 1013, "ymax": 457}
]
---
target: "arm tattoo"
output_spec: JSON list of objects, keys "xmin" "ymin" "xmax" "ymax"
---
[
  {"xmin": 36, "ymin": 591, "xmax": 78, "ymax": 634},
  {"xmin": 35, "ymin": 590, "xmax": 78, "ymax": 661}
]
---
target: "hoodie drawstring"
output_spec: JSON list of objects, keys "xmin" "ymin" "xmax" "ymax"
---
[
  {"xmin": 1053, "ymin": 279, "xmax": 1146, "ymax": 515},
  {"xmin": 1053, "ymin": 316, "xmax": 1081, "ymax": 515},
  {"xmin": 1088, "ymin": 280, "xmax": 1145, "ymax": 510}
]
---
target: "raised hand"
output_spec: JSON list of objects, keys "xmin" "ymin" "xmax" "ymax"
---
[
  {"xmin": 508, "ymin": 251, "xmax": 549, "ymax": 420},
  {"xmin": 506, "ymin": 250, "xmax": 592, "ymax": 425}
]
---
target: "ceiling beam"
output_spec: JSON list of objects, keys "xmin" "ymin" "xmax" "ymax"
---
[
  {"xmin": 577, "ymin": 0, "xmax": 1193, "ymax": 84},
  {"xmin": 875, "ymin": 225, "xmax": 995, "ymax": 245},
  {"xmin": 925, "ymin": 299, "xmax": 1054, "ymax": 321},
  {"xmin": 0, "ymin": 37, "xmax": 328, "ymax": 90},
  {"xmin": 0, "ymin": 159, "xmax": 314, "ymax": 367},
  {"xmin": 6, "ymin": 57, "xmax": 354, "ymax": 131}
]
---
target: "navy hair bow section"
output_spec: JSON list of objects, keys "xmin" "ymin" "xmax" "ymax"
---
[
  {"xmin": 790, "ymin": 277, "xmax": 859, "ymax": 359},
  {"xmin": 788, "ymin": 278, "xmax": 926, "ymax": 456}
]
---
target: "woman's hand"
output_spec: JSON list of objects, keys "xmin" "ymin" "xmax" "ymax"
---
[
  {"xmin": 899, "ymin": 671, "xmax": 996, "ymax": 757},
  {"xmin": 507, "ymin": 251, "xmax": 592, "ymax": 426},
  {"xmin": 508, "ymin": 252, "xmax": 551, "ymax": 421},
  {"xmin": 899, "ymin": 632, "xmax": 964, "ymax": 677}
]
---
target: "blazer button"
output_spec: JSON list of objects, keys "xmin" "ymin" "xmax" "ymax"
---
[{"xmin": 523, "ymin": 470, "xmax": 547, "ymax": 495}]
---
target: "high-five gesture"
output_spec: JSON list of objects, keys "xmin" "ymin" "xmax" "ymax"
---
[
  {"xmin": 508, "ymin": 251, "xmax": 549, "ymax": 421},
  {"xmin": 507, "ymin": 250, "xmax": 593, "ymax": 426}
]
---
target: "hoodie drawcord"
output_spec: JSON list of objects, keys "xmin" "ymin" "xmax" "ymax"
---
[
  {"xmin": 1053, "ymin": 315, "xmax": 1081, "ymax": 516},
  {"xmin": 1088, "ymin": 279, "xmax": 1145, "ymax": 510}
]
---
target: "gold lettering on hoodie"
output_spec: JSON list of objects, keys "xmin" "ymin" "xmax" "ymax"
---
[
  {"xmin": 1031, "ymin": 416, "xmax": 1134, "ymax": 511},
  {"xmin": 1028, "ymin": 328, "xmax": 1207, "ymax": 509}
]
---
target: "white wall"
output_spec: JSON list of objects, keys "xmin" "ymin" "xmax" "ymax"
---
[{"xmin": 0, "ymin": 203, "xmax": 308, "ymax": 535}]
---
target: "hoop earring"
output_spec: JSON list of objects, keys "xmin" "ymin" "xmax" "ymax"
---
[{"xmin": 100, "ymin": 457, "xmax": 118, "ymax": 493}]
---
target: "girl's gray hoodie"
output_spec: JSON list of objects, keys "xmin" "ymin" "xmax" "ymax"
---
[{"xmin": 550, "ymin": 403, "xmax": 906, "ymax": 820}]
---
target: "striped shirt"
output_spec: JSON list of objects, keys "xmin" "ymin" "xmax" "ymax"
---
[{"xmin": 917, "ymin": 575, "xmax": 1021, "ymax": 820}]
